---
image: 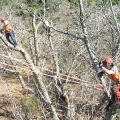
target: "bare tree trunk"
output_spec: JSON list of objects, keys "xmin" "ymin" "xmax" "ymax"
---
[
  {"xmin": 79, "ymin": 0, "xmax": 99, "ymax": 72},
  {"xmin": 108, "ymin": 0, "xmax": 120, "ymax": 60},
  {"xmin": 20, "ymin": 48, "xmax": 59, "ymax": 120},
  {"xmin": 32, "ymin": 12, "xmax": 42, "ymax": 66},
  {"xmin": 79, "ymin": 0, "xmax": 111, "ymax": 119},
  {"xmin": 78, "ymin": 0, "xmax": 109, "ymax": 94},
  {"xmin": 47, "ymin": 26, "xmax": 69, "ymax": 119},
  {"xmin": 103, "ymin": 1, "xmax": 120, "ymax": 119},
  {"xmin": 48, "ymin": 35, "xmax": 62, "ymax": 88},
  {"xmin": 0, "ymin": 33, "xmax": 60, "ymax": 120}
]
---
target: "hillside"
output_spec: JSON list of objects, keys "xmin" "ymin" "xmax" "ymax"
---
[
  {"xmin": 0, "ymin": 77, "xmax": 22, "ymax": 120},
  {"xmin": 0, "ymin": 0, "xmax": 120, "ymax": 120}
]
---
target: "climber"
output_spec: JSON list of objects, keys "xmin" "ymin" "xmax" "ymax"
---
[
  {"xmin": 98, "ymin": 57, "xmax": 120, "ymax": 119},
  {"xmin": 44, "ymin": 20, "xmax": 51, "ymax": 38},
  {"xmin": 99, "ymin": 57, "xmax": 120, "ymax": 82},
  {"xmin": 0, "ymin": 18, "xmax": 18, "ymax": 47}
]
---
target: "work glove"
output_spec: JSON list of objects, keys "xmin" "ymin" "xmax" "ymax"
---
[
  {"xmin": 99, "ymin": 61, "xmax": 103, "ymax": 68},
  {"xmin": 97, "ymin": 71, "xmax": 104, "ymax": 78}
]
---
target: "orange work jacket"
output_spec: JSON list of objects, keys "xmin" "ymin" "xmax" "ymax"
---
[
  {"xmin": 2, "ymin": 20, "xmax": 12, "ymax": 34},
  {"xmin": 108, "ymin": 70, "xmax": 120, "ymax": 82}
]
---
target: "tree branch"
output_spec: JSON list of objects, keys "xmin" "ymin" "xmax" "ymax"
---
[{"xmin": 0, "ymin": 33, "xmax": 60, "ymax": 120}]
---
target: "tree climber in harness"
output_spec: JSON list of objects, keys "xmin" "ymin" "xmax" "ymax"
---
[
  {"xmin": 44, "ymin": 20, "xmax": 51, "ymax": 38},
  {"xmin": 0, "ymin": 18, "xmax": 18, "ymax": 47},
  {"xmin": 98, "ymin": 57, "xmax": 120, "ymax": 120}
]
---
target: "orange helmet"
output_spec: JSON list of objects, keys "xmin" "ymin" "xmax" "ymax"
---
[
  {"xmin": 103, "ymin": 57, "xmax": 113, "ymax": 66},
  {"xmin": 0, "ymin": 18, "xmax": 5, "ymax": 22}
]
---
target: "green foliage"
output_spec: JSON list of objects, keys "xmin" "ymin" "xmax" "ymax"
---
[
  {"xmin": 16, "ymin": 10, "xmax": 25, "ymax": 17},
  {"xmin": 25, "ymin": 0, "xmax": 43, "ymax": 9},
  {"xmin": 27, "ymin": 0, "xmax": 42, "ymax": 4},
  {"xmin": 25, "ymin": 1, "xmax": 43, "ymax": 12},
  {"xmin": 111, "ymin": 0, "xmax": 120, "ymax": 5},
  {"xmin": 68, "ymin": 0, "xmax": 120, "ymax": 5},
  {"xmin": 103, "ymin": 0, "xmax": 120, "ymax": 5},
  {"xmin": 87, "ymin": 0, "xmax": 94, "ymax": 5},
  {"xmin": 19, "ymin": 10, "xmax": 24, "ymax": 16},
  {"xmin": 0, "ymin": 0, "xmax": 9, "ymax": 6},
  {"xmin": 25, "ymin": 24, "xmax": 30, "ymax": 29},
  {"xmin": 40, "ymin": 9, "xmax": 44, "ymax": 15},
  {"xmin": 68, "ymin": 0, "xmax": 95, "ymax": 5},
  {"xmin": 86, "ymin": 0, "xmax": 120, "ymax": 6},
  {"xmin": 28, "ymin": 1, "xmax": 40, "ymax": 8},
  {"xmin": 68, "ymin": 0, "xmax": 78, "ymax": 4},
  {"xmin": 117, "ymin": 14, "xmax": 120, "ymax": 21},
  {"xmin": 21, "ymin": 38, "xmax": 29, "ymax": 48},
  {"xmin": 22, "ymin": 96, "xmax": 39, "ymax": 112}
]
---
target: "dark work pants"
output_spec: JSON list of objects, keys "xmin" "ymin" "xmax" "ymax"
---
[
  {"xmin": 6, "ymin": 31, "xmax": 17, "ymax": 45},
  {"xmin": 104, "ymin": 85, "xmax": 116, "ymax": 119}
]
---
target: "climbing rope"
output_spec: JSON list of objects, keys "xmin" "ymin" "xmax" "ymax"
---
[{"xmin": 0, "ymin": 54, "xmax": 104, "ymax": 90}]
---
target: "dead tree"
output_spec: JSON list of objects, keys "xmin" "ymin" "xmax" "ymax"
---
[{"xmin": 0, "ymin": 33, "xmax": 60, "ymax": 120}]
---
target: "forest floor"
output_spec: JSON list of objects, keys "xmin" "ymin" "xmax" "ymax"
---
[
  {"xmin": 0, "ymin": 73, "xmax": 104, "ymax": 120},
  {"xmin": 0, "ymin": 76, "xmax": 23, "ymax": 120}
]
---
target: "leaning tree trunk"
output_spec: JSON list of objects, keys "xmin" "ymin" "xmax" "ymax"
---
[
  {"xmin": 0, "ymin": 33, "xmax": 60, "ymax": 120},
  {"xmin": 78, "ymin": 0, "xmax": 112, "ymax": 119},
  {"xmin": 46, "ymin": 25, "xmax": 69, "ymax": 119},
  {"xmin": 78, "ymin": 0, "xmax": 110, "ymax": 97},
  {"xmin": 104, "ymin": 0, "xmax": 120, "ymax": 119},
  {"xmin": 109, "ymin": 0, "xmax": 120, "ymax": 60}
]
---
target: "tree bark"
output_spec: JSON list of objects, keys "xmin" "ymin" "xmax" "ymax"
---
[
  {"xmin": 32, "ymin": 12, "xmax": 42, "ymax": 66},
  {"xmin": 0, "ymin": 33, "xmax": 60, "ymax": 120},
  {"xmin": 109, "ymin": 0, "xmax": 120, "ymax": 60}
]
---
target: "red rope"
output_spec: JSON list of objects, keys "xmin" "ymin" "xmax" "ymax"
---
[{"xmin": 0, "ymin": 54, "xmax": 103, "ymax": 90}]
